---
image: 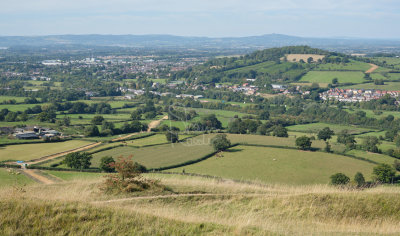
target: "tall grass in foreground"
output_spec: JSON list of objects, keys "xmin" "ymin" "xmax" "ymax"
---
[{"xmin": 1, "ymin": 174, "xmax": 400, "ymax": 235}]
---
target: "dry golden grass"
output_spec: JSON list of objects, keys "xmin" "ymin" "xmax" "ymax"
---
[
  {"xmin": 284, "ymin": 54, "xmax": 326, "ymax": 63},
  {"xmin": 1, "ymin": 173, "xmax": 400, "ymax": 235}
]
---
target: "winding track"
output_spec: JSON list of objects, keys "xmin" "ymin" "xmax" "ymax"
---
[{"xmin": 366, "ymin": 63, "xmax": 379, "ymax": 74}]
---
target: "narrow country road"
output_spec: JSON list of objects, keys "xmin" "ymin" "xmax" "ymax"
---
[
  {"xmin": 147, "ymin": 115, "xmax": 168, "ymax": 132},
  {"xmin": 366, "ymin": 63, "xmax": 379, "ymax": 73}
]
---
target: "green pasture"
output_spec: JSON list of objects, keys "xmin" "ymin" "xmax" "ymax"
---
[
  {"xmin": 92, "ymin": 136, "xmax": 215, "ymax": 169},
  {"xmin": 169, "ymin": 145, "xmax": 375, "ymax": 185},
  {"xmin": 0, "ymin": 96, "xmax": 28, "ymax": 103},
  {"xmin": 340, "ymin": 81, "xmax": 400, "ymax": 90},
  {"xmin": 43, "ymin": 170, "xmax": 105, "ymax": 181},
  {"xmin": 0, "ymin": 168, "xmax": 33, "ymax": 187},
  {"xmin": 345, "ymin": 149, "xmax": 395, "ymax": 165},
  {"xmin": 315, "ymin": 60, "xmax": 371, "ymax": 71},
  {"xmin": 287, "ymin": 123, "xmax": 373, "ymax": 135},
  {"xmin": 0, "ymin": 140, "xmax": 92, "ymax": 162},
  {"xmin": 300, "ymin": 71, "xmax": 366, "ymax": 84}
]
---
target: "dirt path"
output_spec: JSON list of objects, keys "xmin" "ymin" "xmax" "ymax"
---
[
  {"xmin": 147, "ymin": 115, "xmax": 168, "ymax": 132},
  {"xmin": 21, "ymin": 169, "xmax": 55, "ymax": 184},
  {"xmin": 27, "ymin": 142, "xmax": 102, "ymax": 165},
  {"xmin": 366, "ymin": 63, "xmax": 379, "ymax": 73},
  {"xmin": 111, "ymin": 132, "xmax": 140, "ymax": 142}
]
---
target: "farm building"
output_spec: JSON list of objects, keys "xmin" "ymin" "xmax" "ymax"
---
[{"xmin": 13, "ymin": 131, "xmax": 39, "ymax": 139}]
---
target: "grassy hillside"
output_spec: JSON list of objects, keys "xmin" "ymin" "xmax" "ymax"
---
[
  {"xmin": 1, "ymin": 173, "xmax": 400, "ymax": 235},
  {"xmin": 169, "ymin": 145, "xmax": 375, "ymax": 185}
]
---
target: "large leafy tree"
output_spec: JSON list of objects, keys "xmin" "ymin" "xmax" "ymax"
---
[
  {"xmin": 295, "ymin": 136, "xmax": 312, "ymax": 150},
  {"xmin": 64, "ymin": 152, "xmax": 93, "ymax": 170},
  {"xmin": 373, "ymin": 164, "xmax": 396, "ymax": 183},
  {"xmin": 317, "ymin": 127, "xmax": 334, "ymax": 141},
  {"xmin": 211, "ymin": 134, "xmax": 231, "ymax": 151}
]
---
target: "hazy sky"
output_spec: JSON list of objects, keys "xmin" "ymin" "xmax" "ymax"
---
[{"xmin": 1, "ymin": 0, "xmax": 399, "ymax": 38}]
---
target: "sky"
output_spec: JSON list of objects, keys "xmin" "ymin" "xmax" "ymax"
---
[{"xmin": 1, "ymin": 0, "xmax": 400, "ymax": 38}]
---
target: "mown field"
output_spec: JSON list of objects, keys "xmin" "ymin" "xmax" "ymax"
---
[
  {"xmin": 170, "ymin": 145, "xmax": 375, "ymax": 185},
  {"xmin": 0, "ymin": 140, "xmax": 92, "ymax": 162},
  {"xmin": 0, "ymin": 96, "xmax": 28, "ymax": 103},
  {"xmin": 92, "ymin": 135, "xmax": 215, "ymax": 169},
  {"xmin": 286, "ymin": 122, "xmax": 374, "ymax": 134},
  {"xmin": 340, "ymin": 81, "xmax": 400, "ymax": 90},
  {"xmin": 314, "ymin": 60, "xmax": 371, "ymax": 71},
  {"xmin": 300, "ymin": 71, "xmax": 366, "ymax": 84}
]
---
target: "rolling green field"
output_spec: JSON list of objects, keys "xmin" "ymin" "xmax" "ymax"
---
[
  {"xmin": 92, "ymin": 136, "xmax": 215, "ymax": 169},
  {"xmin": 169, "ymin": 145, "xmax": 375, "ymax": 185},
  {"xmin": 44, "ymin": 170, "xmax": 105, "ymax": 181},
  {"xmin": 300, "ymin": 71, "xmax": 366, "ymax": 84},
  {"xmin": 287, "ymin": 122, "xmax": 374, "ymax": 134},
  {"xmin": 345, "ymin": 149, "xmax": 395, "ymax": 165},
  {"xmin": 315, "ymin": 60, "xmax": 371, "ymax": 71},
  {"xmin": 0, "ymin": 168, "xmax": 33, "ymax": 187},
  {"xmin": 126, "ymin": 134, "xmax": 194, "ymax": 147},
  {"xmin": 0, "ymin": 96, "xmax": 28, "ymax": 103},
  {"xmin": 340, "ymin": 81, "xmax": 400, "ymax": 90},
  {"xmin": 0, "ymin": 140, "xmax": 92, "ymax": 162}
]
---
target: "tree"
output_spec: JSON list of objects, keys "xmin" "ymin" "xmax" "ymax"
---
[
  {"xmin": 166, "ymin": 131, "xmax": 179, "ymax": 143},
  {"xmin": 273, "ymin": 125, "xmax": 288, "ymax": 137},
  {"xmin": 337, "ymin": 130, "xmax": 356, "ymax": 149},
  {"xmin": 393, "ymin": 136, "xmax": 400, "ymax": 147},
  {"xmin": 330, "ymin": 173, "xmax": 350, "ymax": 185},
  {"xmin": 362, "ymin": 136, "xmax": 380, "ymax": 153},
  {"xmin": 373, "ymin": 164, "xmax": 395, "ymax": 183},
  {"xmin": 332, "ymin": 78, "xmax": 338, "ymax": 84},
  {"xmin": 91, "ymin": 115, "xmax": 105, "ymax": 125},
  {"xmin": 259, "ymin": 110, "xmax": 270, "ymax": 120},
  {"xmin": 100, "ymin": 156, "xmax": 115, "ymax": 172},
  {"xmin": 317, "ymin": 127, "xmax": 334, "ymax": 141},
  {"xmin": 86, "ymin": 125, "xmax": 100, "ymax": 137},
  {"xmin": 354, "ymin": 172, "xmax": 365, "ymax": 187},
  {"xmin": 393, "ymin": 160, "xmax": 400, "ymax": 172},
  {"xmin": 211, "ymin": 134, "xmax": 231, "ymax": 151},
  {"xmin": 64, "ymin": 152, "xmax": 92, "ymax": 170},
  {"xmin": 295, "ymin": 136, "xmax": 312, "ymax": 150}
]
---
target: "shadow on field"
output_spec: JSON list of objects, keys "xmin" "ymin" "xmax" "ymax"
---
[{"xmin": 225, "ymin": 148, "xmax": 243, "ymax": 153}]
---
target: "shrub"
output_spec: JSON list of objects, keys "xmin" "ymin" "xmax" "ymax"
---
[
  {"xmin": 101, "ymin": 155, "xmax": 159, "ymax": 194},
  {"xmin": 354, "ymin": 172, "xmax": 365, "ymax": 187},
  {"xmin": 330, "ymin": 173, "xmax": 350, "ymax": 185},
  {"xmin": 295, "ymin": 136, "xmax": 312, "ymax": 150},
  {"xmin": 166, "ymin": 131, "xmax": 179, "ymax": 143},
  {"xmin": 99, "ymin": 156, "xmax": 115, "ymax": 172}
]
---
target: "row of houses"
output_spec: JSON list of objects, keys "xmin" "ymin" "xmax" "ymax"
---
[{"xmin": 320, "ymin": 88, "xmax": 400, "ymax": 102}]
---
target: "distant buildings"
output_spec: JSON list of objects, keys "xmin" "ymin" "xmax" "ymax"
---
[{"xmin": 321, "ymin": 88, "xmax": 400, "ymax": 102}]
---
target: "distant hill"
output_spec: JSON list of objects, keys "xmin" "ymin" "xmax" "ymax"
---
[{"xmin": 1, "ymin": 34, "xmax": 400, "ymax": 51}]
